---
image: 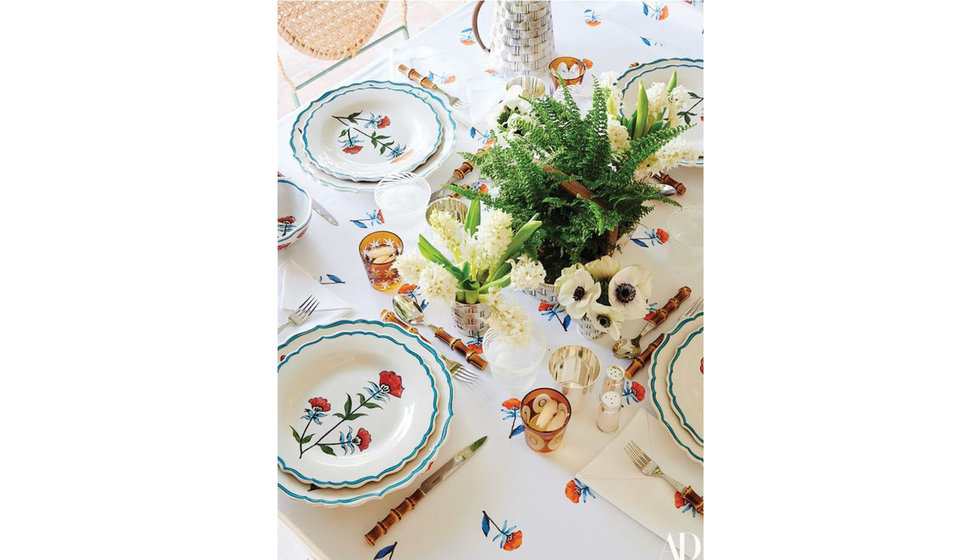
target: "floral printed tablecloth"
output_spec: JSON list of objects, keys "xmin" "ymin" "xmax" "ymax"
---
[{"xmin": 277, "ymin": 2, "xmax": 703, "ymax": 559}]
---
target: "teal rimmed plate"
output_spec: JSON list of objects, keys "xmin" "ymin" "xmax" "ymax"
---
[
  {"xmin": 647, "ymin": 311, "xmax": 704, "ymax": 463},
  {"xmin": 289, "ymin": 80, "xmax": 457, "ymax": 193},
  {"xmin": 666, "ymin": 327, "xmax": 704, "ymax": 444},
  {"xmin": 278, "ymin": 323, "xmax": 439, "ymax": 488},
  {"xmin": 277, "ymin": 319, "xmax": 453, "ymax": 507},
  {"xmin": 302, "ymin": 84, "xmax": 442, "ymax": 182}
]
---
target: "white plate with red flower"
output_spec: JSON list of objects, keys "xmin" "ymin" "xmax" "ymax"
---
[
  {"xmin": 277, "ymin": 319, "xmax": 454, "ymax": 507},
  {"xmin": 302, "ymin": 84, "xmax": 443, "ymax": 182},
  {"xmin": 278, "ymin": 326, "xmax": 440, "ymax": 488},
  {"xmin": 290, "ymin": 80, "xmax": 457, "ymax": 193}
]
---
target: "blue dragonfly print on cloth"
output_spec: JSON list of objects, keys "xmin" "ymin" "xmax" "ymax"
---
[
  {"xmin": 539, "ymin": 301, "xmax": 572, "ymax": 331},
  {"xmin": 481, "ymin": 511, "xmax": 523, "ymax": 551},
  {"xmin": 350, "ymin": 208, "xmax": 384, "ymax": 229}
]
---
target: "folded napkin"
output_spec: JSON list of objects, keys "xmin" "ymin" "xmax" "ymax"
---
[
  {"xmin": 278, "ymin": 258, "xmax": 352, "ymax": 329},
  {"xmin": 576, "ymin": 410, "xmax": 703, "ymax": 558},
  {"xmin": 389, "ymin": 45, "xmax": 505, "ymax": 123}
]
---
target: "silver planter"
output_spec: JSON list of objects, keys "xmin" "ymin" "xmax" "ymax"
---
[
  {"xmin": 452, "ymin": 301, "xmax": 491, "ymax": 338},
  {"xmin": 522, "ymin": 282, "xmax": 560, "ymax": 306},
  {"xmin": 575, "ymin": 315, "xmax": 606, "ymax": 341}
]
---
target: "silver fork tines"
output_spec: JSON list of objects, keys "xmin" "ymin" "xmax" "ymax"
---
[
  {"xmin": 278, "ymin": 295, "xmax": 319, "ymax": 333},
  {"xmin": 443, "ymin": 357, "xmax": 479, "ymax": 384}
]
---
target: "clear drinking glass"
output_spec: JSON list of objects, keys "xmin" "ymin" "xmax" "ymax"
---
[
  {"xmin": 483, "ymin": 324, "xmax": 547, "ymax": 396},
  {"xmin": 374, "ymin": 172, "xmax": 430, "ymax": 236}
]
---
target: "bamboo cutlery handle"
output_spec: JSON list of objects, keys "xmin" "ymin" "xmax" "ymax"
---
[
  {"xmin": 398, "ymin": 64, "xmax": 437, "ymax": 91},
  {"xmin": 624, "ymin": 286, "xmax": 691, "ymax": 378},
  {"xmin": 682, "ymin": 486, "xmax": 704, "ymax": 514},
  {"xmin": 364, "ymin": 488, "xmax": 426, "ymax": 545},
  {"xmin": 380, "ymin": 310, "xmax": 487, "ymax": 370}
]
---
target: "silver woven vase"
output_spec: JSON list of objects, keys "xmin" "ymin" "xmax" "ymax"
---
[
  {"xmin": 471, "ymin": 0, "xmax": 556, "ymax": 80},
  {"xmin": 452, "ymin": 301, "xmax": 491, "ymax": 338}
]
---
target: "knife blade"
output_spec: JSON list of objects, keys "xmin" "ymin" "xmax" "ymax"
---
[
  {"xmin": 310, "ymin": 198, "xmax": 339, "ymax": 226},
  {"xmin": 364, "ymin": 436, "xmax": 488, "ymax": 545}
]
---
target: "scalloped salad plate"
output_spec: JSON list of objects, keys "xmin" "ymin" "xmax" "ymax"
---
[
  {"xmin": 278, "ymin": 327, "xmax": 439, "ymax": 488},
  {"xmin": 302, "ymin": 85, "xmax": 441, "ymax": 182}
]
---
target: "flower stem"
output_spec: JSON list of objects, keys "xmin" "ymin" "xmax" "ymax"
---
[
  {"xmin": 483, "ymin": 511, "xmax": 502, "ymax": 533},
  {"xmin": 299, "ymin": 388, "xmax": 381, "ymax": 457}
]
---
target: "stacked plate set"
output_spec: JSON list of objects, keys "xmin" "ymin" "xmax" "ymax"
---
[
  {"xmin": 277, "ymin": 319, "xmax": 455, "ymax": 507},
  {"xmin": 647, "ymin": 310, "xmax": 704, "ymax": 463},
  {"xmin": 289, "ymin": 80, "xmax": 458, "ymax": 193}
]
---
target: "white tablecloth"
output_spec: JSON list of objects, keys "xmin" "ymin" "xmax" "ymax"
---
[{"xmin": 278, "ymin": 2, "xmax": 704, "ymax": 559}]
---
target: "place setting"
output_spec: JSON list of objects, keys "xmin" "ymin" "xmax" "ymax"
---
[{"xmin": 277, "ymin": 1, "xmax": 705, "ymax": 558}]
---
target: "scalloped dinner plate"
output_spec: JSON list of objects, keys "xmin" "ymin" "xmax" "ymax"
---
[
  {"xmin": 647, "ymin": 312, "xmax": 704, "ymax": 463},
  {"xmin": 278, "ymin": 326, "xmax": 439, "ymax": 488},
  {"xmin": 667, "ymin": 326, "xmax": 704, "ymax": 444},
  {"xmin": 289, "ymin": 80, "xmax": 457, "ymax": 193},
  {"xmin": 277, "ymin": 319, "xmax": 454, "ymax": 507}
]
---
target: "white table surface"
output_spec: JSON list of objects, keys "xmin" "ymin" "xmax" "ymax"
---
[{"xmin": 278, "ymin": 2, "xmax": 703, "ymax": 559}]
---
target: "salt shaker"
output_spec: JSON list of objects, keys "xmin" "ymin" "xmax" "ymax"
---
[
  {"xmin": 601, "ymin": 365, "xmax": 625, "ymax": 399},
  {"xmin": 596, "ymin": 391, "xmax": 622, "ymax": 433}
]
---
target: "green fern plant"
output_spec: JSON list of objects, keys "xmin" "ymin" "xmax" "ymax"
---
[{"xmin": 449, "ymin": 80, "xmax": 690, "ymax": 281}]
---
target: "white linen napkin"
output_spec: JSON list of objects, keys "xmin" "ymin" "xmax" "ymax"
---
[
  {"xmin": 576, "ymin": 410, "xmax": 704, "ymax": 558},
  {"xmin": 278, "ymin": 259, "xmax": 352, "ymax": 328},
  {"xmin": 389, "ymin": 45, "xmax": 505, "ymax": 123}
]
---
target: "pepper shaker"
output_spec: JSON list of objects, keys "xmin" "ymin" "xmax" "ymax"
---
[{"xmin": 596, "ymin": 391, "xmax": 623, "ymax": 433}]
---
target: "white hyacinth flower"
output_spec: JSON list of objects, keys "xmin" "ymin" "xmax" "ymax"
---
[
  {"xmin": 507, "ymin": 255, "xmax": 546, "ymax": 292},
  {"xmin": 417, "ymin": 263, "xmax": 457, "ymax": 302},
  {"xmin": 392, "ymin": 250, "xmax": 430, "ymax": 285}
]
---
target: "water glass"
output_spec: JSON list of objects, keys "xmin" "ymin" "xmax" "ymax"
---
[
  {"xmin": 374, "ymin": 172, "xmax": 430, "ymax": 235},
  {"xmin": 483, "ymin": 324, "xmax": 547, "ymax": 395}
]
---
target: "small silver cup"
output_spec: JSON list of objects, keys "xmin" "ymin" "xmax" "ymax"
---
[{"xmin": 548, "ymin": 345, "xmax": 601, "ymax": 409}]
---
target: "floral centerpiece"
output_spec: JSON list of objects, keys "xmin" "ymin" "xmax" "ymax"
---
[
  {"xmin": 393, "ymin": 200, "xmax": 545, "ymax": 343},
  {"xmin": 602, "ymin": 70, "xmax": 701, "ymax": 185},
  {"xmin": 448, "ymin": 77, "xmax": 695, "ymax": 282},
  {"xmin": 555, "ymin": 255, "xmax": 652, "ymax": 340}
]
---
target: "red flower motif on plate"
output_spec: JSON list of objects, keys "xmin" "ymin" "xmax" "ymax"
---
[
  {"xmin": 308, "ymin": 397, "xmax": 330, "ymax": 412},
  {"xmin": 342, "ymin": 145, "xmax": 363, "ymax": 154},
  {"xmin": 355, "ymin": 427, "xmax": 371, "ymax": 451},
  {"xmin": 378, "ymin": 116, "xmax": 391, "ymax": 128},
  {"xmin": 379, "ymin": 370, "xmax": 404, "ymax": 398},
  {"xmin": 655, "ymin": 228, "xmax": 669, "ymax": 243}
]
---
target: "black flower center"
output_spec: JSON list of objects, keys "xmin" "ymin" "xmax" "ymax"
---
[
  {"xmin": 312, "ymin": 406, "xmax": 322, "ymax": 413},
  {"xmin": 615, "ymin": 284, "xmax": 637, "ymax": 304},
  {"xmin": 572, "ymin": 286, "xmax": 586, "ymax": 301},
  {"xmin": 380, "ymin": 384, "xmax": 390, "ymax": 393},
  {"xmin": 596, "ymin": 314, "xmax": 612, "ymax": 327}
]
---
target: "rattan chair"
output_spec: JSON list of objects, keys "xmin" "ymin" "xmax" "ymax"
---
[{"xmin": 278, "ymin": 1, "xmax": 409, "ymax": 108}]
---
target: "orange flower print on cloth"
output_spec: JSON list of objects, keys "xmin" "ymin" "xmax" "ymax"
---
[
  {"xmin": 623, "ymin": 380, "xmax": 646, "ymax": 405},
  {"xmin": 481, "ymin": 511, "xmax": 523, "ymax": 551},
  {"xmin": 500, "ymin": 398, "xmax": 524, "ymax": 439},
  {"xmin": 459, "ymin": 27, "xmax": 476, "ymax": 45},
  {"xmin": 539, "ymin": 301, "xmax": 572, "ymax": 331},
  {"xmin": 631, "ymin": 226, "xmax": 669, "ymax": 248},
  {"xmin": 583, "ymin": 8, "xmax": 602, "ymax": 26},
  {"xmin": 642, "ymin": 2, "xmax": 669, "ymax": 20},
  {"xmin": 565, "ymin": 478, "xmax": 596, "ymax": 504},
  {"xmin": 290, "ymin": 371, "xmax": 403, "ymax": 459},
  {"xmin": 675, "ymin": 491, "xmax": 699, "ymax": 518}
]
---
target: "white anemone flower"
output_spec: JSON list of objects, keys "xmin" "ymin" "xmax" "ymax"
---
[
  {"xmin": 608, "ymin": 265, "xmax": 653, "ymax": 319},
  {"xmin": 586, "ymin": 302, "xmax": 625, "ymax": 340},
  {"xmin": 584, "ymin": 255, "xmax": 621, "ymax": 281},
  {"xmin": 556, "ymin": 268, "xmax": 601, "ymax": 319}
]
